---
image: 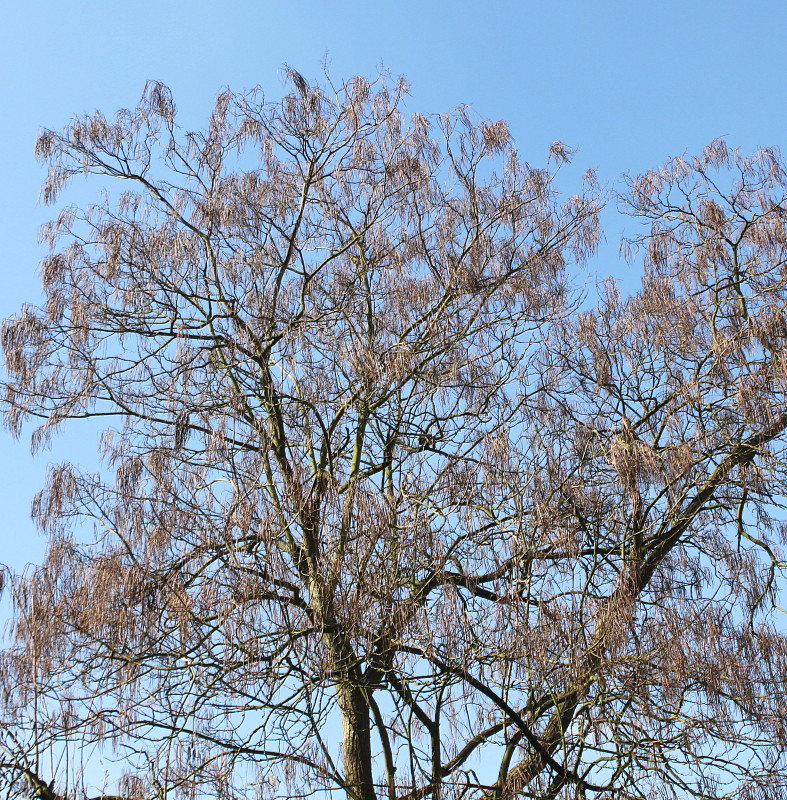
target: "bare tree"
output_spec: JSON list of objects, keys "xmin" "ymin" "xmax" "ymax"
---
[{"xmin": 3, "ymin": 70, "xmax": 787, "ymax": 800}]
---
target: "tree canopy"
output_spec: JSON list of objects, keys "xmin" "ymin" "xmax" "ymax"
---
[{"xmin": 3, "ymin": 69, "xmax": 787, "ymax": 800}]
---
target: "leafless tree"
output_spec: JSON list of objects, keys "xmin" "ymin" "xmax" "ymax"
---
[{"xmin": 3, "ymin": 70, "xmax": 787, "ymax": 800}]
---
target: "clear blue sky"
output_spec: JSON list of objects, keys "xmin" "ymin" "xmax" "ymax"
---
[{"xmin": 2, "ymin": 0, "xmax": 787, "ymax": 571}]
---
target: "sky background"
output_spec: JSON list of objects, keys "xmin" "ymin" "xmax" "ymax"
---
[{"xmin": 1, "ymin": 0, "xmax": 786, "ymax": 573}]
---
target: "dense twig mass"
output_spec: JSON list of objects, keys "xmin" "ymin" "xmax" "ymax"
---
[{"xmin": 3, "ymin": 70, "xmax": 787, "ymax": 800}]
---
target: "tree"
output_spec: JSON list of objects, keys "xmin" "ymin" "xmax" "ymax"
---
[{"xmin": 3, "ymin": 69, "xmax": 787, "ymax": 800}]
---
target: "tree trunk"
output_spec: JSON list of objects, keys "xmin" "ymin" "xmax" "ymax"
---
[{"xmin": 337, "ymin": 681, "xmax": 377, "ymax": 800}]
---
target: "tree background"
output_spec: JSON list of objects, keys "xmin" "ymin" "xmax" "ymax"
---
[{"xmin": 3, "ymin": 0, "xmax": 787, "ymax": 795}]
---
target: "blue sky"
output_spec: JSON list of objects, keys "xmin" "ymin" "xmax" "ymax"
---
[{"xmin": 2, "ymin": 0, "xmax": 787, "ymax": 571}]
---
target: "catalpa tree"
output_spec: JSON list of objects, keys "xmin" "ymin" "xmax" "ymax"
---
[{"xmin": 3, "ymin": 69, "xmax": 787, "ymax": 800}]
